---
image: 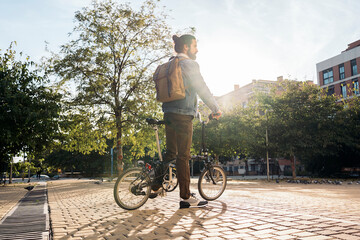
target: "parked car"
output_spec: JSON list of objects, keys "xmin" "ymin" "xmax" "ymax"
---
[
  {"xmin": 51, "ymin": 175, "xmax": 60, "ymax": 180},
  {"xmin": 31, "ymin": 174, "xmax": 50, "ymax": 180}
]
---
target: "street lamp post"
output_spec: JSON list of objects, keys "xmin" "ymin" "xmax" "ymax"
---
[
  {"xmin": 111, "ymin": 148, "xmax": 114, "ymax": 178},
  {"xmin": 265, "ymin": 124, "xmax": 270, "ymax": 181},
  {"xmin": 265, "ymin": 110, "xmax": 270, "ymax": 181}
]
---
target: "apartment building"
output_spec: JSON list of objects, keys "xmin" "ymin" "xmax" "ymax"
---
[
  {"xmin": 316, "ymin": 39, "xmax": 360, "ymax": 99},
  {"xmin": 216, "ymin": 77, "xmax": 282, "ymax": 111}
]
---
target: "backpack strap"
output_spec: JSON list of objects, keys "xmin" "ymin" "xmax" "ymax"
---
[
  {"xmin": 175, "ymin": 56, "xmax": 190, "ymax": 94},
  {"xmin": 165, "ymin": 56, "xmax": 189, "ymax": 97}
]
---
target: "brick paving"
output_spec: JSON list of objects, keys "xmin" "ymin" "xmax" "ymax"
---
[
  {"xmin": 1, "ymin": 179, "xmax": 360, "ymax": 239},
  {"xmin": 0, "ymin": 184, "xmax": 28, "ymax": 220},
  {"xmin": 43, "ymin": 179, "xmax": 360, "ymax": 240}
]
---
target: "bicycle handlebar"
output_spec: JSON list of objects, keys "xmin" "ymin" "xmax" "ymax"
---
[{"xmin": 197, "ymin": 112, "xmax": 221, "ymax": 124}]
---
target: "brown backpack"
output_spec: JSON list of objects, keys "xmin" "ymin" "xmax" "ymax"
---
[{"xmin": 153, "ymin": 57, "xmax": 186, "ymax": 103}]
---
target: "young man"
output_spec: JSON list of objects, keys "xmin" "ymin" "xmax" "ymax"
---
[{"xmin": 162, "ymin": 34, "xmax": 221, "ymax": 208}]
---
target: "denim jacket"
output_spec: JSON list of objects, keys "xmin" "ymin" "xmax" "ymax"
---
[{"xmin": 162, "ymin": 54, "xmax": 220, "ymax": 117}]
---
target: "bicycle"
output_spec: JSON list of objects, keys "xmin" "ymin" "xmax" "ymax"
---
[
  {"xmin": 113, "ymin": 115, "xmax": 227, "ymax": 210},
  {"xmin": 194, "ymin": 113, "xmax": 227, "ymax": 201}
]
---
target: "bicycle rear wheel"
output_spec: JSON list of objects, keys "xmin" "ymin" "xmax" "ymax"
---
[
  {"xmin": 114, "ymin": 168, "xmax": 151, "ymax": 210},
  {"xmin": 198, "ymin": 166, "xmax": 227, "ymax": 201}
]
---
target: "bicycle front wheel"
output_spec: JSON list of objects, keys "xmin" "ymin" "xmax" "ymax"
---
[
  {"xmin": 198, "ymin": 166, "xmax": 227, "ymax": 201},
  {"xmin": 114, "ymin": 168, "xmax": 151, "ymax": 210}
]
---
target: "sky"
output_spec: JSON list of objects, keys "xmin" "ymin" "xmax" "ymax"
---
[{"xmin": 1, "ymin": 0, "xmax": 360, "ymax": 96}]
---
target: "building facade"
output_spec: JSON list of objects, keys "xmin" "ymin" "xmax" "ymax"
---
[
  {"xmin": 216, "ymin": 77, "xmax": 283, "ymax": 111},
  {"xmin": 316, "ymin": 39, "xmax": 360, "ymax": 99}
]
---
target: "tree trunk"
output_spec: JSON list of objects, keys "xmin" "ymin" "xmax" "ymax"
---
[
  {"xmin": 9, "ymin": 158, "xmax": 13, "ymax": 184},
  {"xmin": 28, "ymin": 157, "xmax": 31, "ymax": 183},
  {"xmin": 291, "ymin": 155, "xmax": 296, "ymax": 179},
  {"xmin": 115, "ymin": 110, "xmax": 123, "ymax": 176},
  {"xmin": 245, "ymin": 159, "xmax": 249, "ymax": 176},
  {"xmin": 214, "ymin": 155, "xmax": 219, "ymax": 164},
  {"xmin": 116, "ymin": 132, "xmax": 124, "ymax": 175}
]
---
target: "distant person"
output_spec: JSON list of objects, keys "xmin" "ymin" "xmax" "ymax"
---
[
  {"xmin": 158, "ymin": 34, "xmax": 222, "ymax": 208},
  {"xmin": 37, "ymin": 168, "xmax": 42, "ymax": 180}
]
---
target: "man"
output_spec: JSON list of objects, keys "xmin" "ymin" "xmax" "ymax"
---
[{"xmin": 162, "ymin": 34, "xmax": 221, "ymax": 208}]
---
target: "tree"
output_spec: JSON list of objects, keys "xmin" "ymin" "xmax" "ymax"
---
[
  {"xmin": 0, "ymin": 44, "xmax": 61, "ymax": 168},
  {"xmin": 45, "ymin": 149, "xmax": 110, "ymax": 177},
  {"xmin": 192, "ymin": 105, "xmax": 251, "ymax": 166},
  {"xmin": 307, "ymin": 96, "xmax": 360, "ymax": 176},
  {"xmin": 338, "ymin": 97, "xmax": 360, "ymax": 168},
  {"xmin": 49, "ymin": 0, "xmax": 172, "ymax": 174},
  {"xmin": 260, "ymin": 80, "xmax": 343, "ymax": 177}
]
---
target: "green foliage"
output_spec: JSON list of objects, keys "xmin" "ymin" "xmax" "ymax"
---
[
  {"xmin": 193, "ymin": 107, "xmax": 249, "ymax": 162},
  {"xmin": 11, "ymin": 161, "xmax": 28, "ymax": 176},
  {"xmin": 47, "ymin": 0, "xmax": 172, "ymax": 172},
  {"xmin": 59, "ymin": 107, "xmax": 112, "ymax": 154},
  {"xmin": 44, "ymin": 149, "xmax": 111, "ymax": 177},
  {"xmin": 262, "ymin": 81, "xmax": 343, "ymax": 174},
  {"xmin": 194, "ymin": 79, "xmax": 360, "ymax": 176},
  {"xmin": 0, "ymin": 44, "xmax": 62, "ymax": 165}
]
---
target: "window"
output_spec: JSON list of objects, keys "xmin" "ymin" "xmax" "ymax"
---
[
  {"xmin": 341, "ymin": 83, "xmax": 347, "ymax": 98},
  {"xmin": 351, "ymin": 59, "xmax": 358, "ymax": 76},
  {"xmin": 353, "ymin": 79, "xmax": 359, "ymax": 95},
  {"xmin": 339, "ymin": 64, "xmax": 345, "ymax": 80},
  {"xmin": 323, "ymin": 68, "xmax": 333, "ymax": 85},
  {"xmin": 327, "ymin": 86, "xmax": 335, "ymax": 96}
]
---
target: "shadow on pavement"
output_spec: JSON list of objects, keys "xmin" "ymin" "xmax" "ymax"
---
[{"xmin": 58, "ymin": 201, "xmax": 227, "ymax": 240}]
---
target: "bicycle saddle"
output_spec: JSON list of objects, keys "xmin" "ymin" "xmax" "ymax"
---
[{"xmin": 146, "ymin": 118, "xmax": 165, "ymax": 125}]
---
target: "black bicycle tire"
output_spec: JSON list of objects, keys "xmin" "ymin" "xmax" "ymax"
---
[
  {"xmin": 198, "ymin": 165, "xmax": 227, "ymax": 201},
  {"xmin": 113, "ymin": 168, "xmax": 151, "ymax": 210}
]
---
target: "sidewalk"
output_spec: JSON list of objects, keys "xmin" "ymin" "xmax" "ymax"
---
[
  {"xmin": 0, "ymin": 183, "xmax": 28, "ymax": 221},
  {"xmin": 1, "ymin": 178, "xmax": 360, "ymax": 239},
  {"xmin": 47, "ymin": 178, "xmax": 360, "ymax": 240},
  {"xmin": 0, "ymin": 181, "xmax": 49, "ymax": 240}
]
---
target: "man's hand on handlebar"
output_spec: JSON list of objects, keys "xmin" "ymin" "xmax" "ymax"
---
[{"xmin": 209, "ymin": 110, "xmax": 222, "ymax": 120}]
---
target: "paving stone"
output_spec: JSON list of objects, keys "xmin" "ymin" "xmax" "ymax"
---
[
  {"xmin": 273, "ymin": 235, "xmax": 297, "ymax": 240},
  {"xmin": 326, "ymin": 226, "xmax": 347, "ymax": 231},
  {"xmin": 189, "ymin": 234, "xmax": 205, "ymax": 239},
  {"xmin": 331, "ymin": 233, "xmax": 360, "ymax": 240},
  {"xmin": 204, "ymin": 231, "xmax": 223, "ymax": 237},
  {"xmin": 279, "ymin": 221, "xmax": 299, "ymax": 227},
  {"xmin": 232, "ymin": 222, "xmax": 256, "ymax": 229},
  {"xmin": 251, "ymin": 223, "xmax": 278, "ymax": 230},
  {"xmin": 273, "ymin": 226, "xmax": 291, "ymax": 231},
  {"xmin": 292, "ymin": 231, "xmax": 317, "ymax": 237},
  {"xmin": 276, "ymin": 229, "xmax": 303, "ymax": 236},
  {"xmin": 315, "ymin": 229, "xmax": 339, "ymax": 235},
  {"xmin": 298, "ymin": 236, "xmax": 334, "ymax": 240},
  {"xmin": 2, "ymin": 178, "xmax": 357, "ymax": 240}
]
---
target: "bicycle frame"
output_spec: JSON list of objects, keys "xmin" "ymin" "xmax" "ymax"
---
[
  {"xmin": 149, "ymin": 121, "xmax": 176, "ymax": 191},
  {"xmin": 198, "ymin": 117, "xmax": 218, "ymax": 185},
  {"xmin": 152, "ymin": 124, "xmax": 163, "ymax": 162}
]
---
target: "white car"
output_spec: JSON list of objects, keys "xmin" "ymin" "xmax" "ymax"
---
[{"xmin": 31, "ymin": 174, "xmax": 50, "ymax": 180}]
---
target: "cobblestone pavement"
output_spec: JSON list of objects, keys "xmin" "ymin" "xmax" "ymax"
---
[{"xmin": 47, "ymin": 179, "xmax": 360, "ymax": 240}]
